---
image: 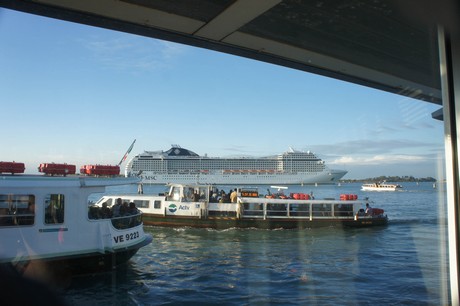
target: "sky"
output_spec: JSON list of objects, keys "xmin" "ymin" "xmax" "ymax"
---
[{"xmin": 0, "ymin": 9, "xmax": 445, "ymax": 179}]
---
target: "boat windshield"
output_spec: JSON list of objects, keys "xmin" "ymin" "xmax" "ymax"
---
[{"xmin": 168, "ymin": 185, "xmax": 209, "ymax": 202}]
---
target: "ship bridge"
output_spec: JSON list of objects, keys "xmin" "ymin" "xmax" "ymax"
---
[
  {"xmin": 164, "ymin": 146, "xmax": 199, "ymax": 157},
  {"xmin": 1, "ymin": 0, "xmax": 460, "ymax": 300}
]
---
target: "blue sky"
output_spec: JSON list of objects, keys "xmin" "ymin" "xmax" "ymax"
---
[{"xmin": 0, "ymin": 9, "xmax": 444, "ymax": 179}]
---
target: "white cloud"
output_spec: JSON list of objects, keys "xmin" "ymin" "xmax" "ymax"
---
[
  {"xmin": 330, "ymin": 154, "xmax": 424, "ymax": 166},
  {"xmin": 159, "ymin": 40, "xmax": 187, "ymax": 59},
  {"xmin": 79, "ymin": 35, "xmax": 186, "ymax": 71}
]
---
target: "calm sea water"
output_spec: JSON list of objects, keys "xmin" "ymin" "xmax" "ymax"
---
[{"xmin": 63, "ymin": 182, "xmax": 450, "ymax": 305}]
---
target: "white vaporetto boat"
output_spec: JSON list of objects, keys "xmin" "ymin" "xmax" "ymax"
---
[
  {"xmin": 95, "ymin": 184, "xmax": 388, "ymax": 229},
  {"xmin": 125, "ymin": 145, "xmax": 347, "ymax": 185},
  {"xmin": 0, "ymin": 175, "xmax": 153, "ymax": 280},
  {"xmin": 361, "ymin": 182, "xmax": 403, "ymax": 191}
]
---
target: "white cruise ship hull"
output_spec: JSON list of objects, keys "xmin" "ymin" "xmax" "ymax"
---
[
  {"xmin": 132, "ymin": 170, "xmax": 347, "ymax": 185},
  {"xmin": 125, "ymin": 146, "xmax": 347, "ymax": 185}
]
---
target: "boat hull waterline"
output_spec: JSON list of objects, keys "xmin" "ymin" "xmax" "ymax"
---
[{"xmin": 139, "ymin": 215, "xmax": 387, "ymax": 229}]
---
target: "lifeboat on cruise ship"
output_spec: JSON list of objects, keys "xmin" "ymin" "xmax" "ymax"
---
[
  {"xmin": 340, "ymin": 194, "xmax": 358, "ymax": 200},
  {"xmin": 38, "ymin": 163, "xmax": 76, "ymax": 176},
  {"xmin": 0, "ymin": 161, "xmax": 25, "ymax": 174},
  {"xmin": 80, "ymin": 164, "xmax": 120, "ymax": 176},
  {"xmin": 292, "ymin": 193, "xmax": 311, "ymax": 200}
]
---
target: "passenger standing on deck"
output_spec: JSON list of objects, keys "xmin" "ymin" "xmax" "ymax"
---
[
  {"xmin": 112, "ymin": 198, "xmax": 122, "ymax": 217},
  {"xmin": 225, "ymin": 190, "xmax": 232, "ymax": 203},
  {"xmin": 211, "ymin": 190, "xmax": 218, "ymax": 202},
  {"xmin": 220, "ymin": 191, "xmax": 226, "ymax": 203},
  {"xmin": 128, "ymin": 202, "xmax": 139, "ymax": 214},
  {"xmin": 365, "ymin": 203, "xmax": 373, "ymax": 215},
  {"xmin": 101, "ymin": 202, "xmax": 112, "ymax": 218},
  {"xmin": 193, "ymin": 190, "xmax": 200, "ymax": 202},
  {"xmin": 137, "ymin": 182, "xmax": 143, "ymax": 194},
  {"xmin": 120, "ymin": 201, "xmax": 129, "ymax": 216},
  {"xmin": 186, "ymin": 188, "xmax": 194, "ymax": 201},
  {"xmin": 230, "ymin": 188, "xmax": 238, "ymax": 203}
]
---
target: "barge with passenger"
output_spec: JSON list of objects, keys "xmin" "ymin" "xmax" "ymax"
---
[{"xmin": 96, "ymin": 184, "xmax": 388, "ymax": 229}]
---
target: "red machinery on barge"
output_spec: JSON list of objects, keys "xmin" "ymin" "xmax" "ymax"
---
[
  {"xmin": 1, "ymin": 161, "xmax": 120, "ymax": 177},
  {"xmin": 80, "ymin": 164, "xmax": 120, "ymax": 176},
  {"xmin": 0, "ymin": 162, "xmax": 25, "ymax": 174},
  {"xmin": 38, "ymin": 163, "xmax": 76, "ymax": 176}
]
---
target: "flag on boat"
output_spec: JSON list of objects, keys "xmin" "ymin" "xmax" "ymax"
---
[
  {"xmin": 118, "ymin": 139, "xmax": 136, "ymax": 165},
  {"xmin": 123, "ymin": 140, "xmax": 135, "ymax": 160}
]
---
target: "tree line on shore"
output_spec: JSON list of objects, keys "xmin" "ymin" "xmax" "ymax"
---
[{"xmin": 340, "ymin": 175, "xmax": 436, "ymax": 183}]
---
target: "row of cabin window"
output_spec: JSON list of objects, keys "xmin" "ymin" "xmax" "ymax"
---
[
  {"xmin": 243, "ymin": 203, "xmax": 355, "ymax": 216},
  {"xmin": 0, "ymin": 194, "xmax": 65, "ymax": 226},
  {"xmin": 133, "ymin": 161, "xmax": 323, "ymax": 171}
]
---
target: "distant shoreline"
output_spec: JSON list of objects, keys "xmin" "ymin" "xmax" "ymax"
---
[{"xmin": 340, "ymin": 176, "xmax": 436, "ymax": 183}]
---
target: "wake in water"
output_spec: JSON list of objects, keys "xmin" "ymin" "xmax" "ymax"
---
[{"xmin": 62, "ymin": 182, "xmax": 449, "ymax": 305}]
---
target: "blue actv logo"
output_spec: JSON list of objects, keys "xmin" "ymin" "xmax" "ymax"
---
[{"xmin": 168, "ymin": 204, "xmax": 177, "ymax": 213}]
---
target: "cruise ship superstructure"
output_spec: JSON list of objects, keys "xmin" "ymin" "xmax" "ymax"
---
[{"xmin": 125, "ymin": 145, "xmax": 347, "ymax": 185}]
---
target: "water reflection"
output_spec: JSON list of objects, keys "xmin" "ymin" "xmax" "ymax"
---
[{"xmin": 63, "ymin": 183, "xmax": 448, "ymax": 305}]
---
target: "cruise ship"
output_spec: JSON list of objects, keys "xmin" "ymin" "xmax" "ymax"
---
[{"xmin": 125, "ymin": 145, "xmax": 347, "ymax": 185}]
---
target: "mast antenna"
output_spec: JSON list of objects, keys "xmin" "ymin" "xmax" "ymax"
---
[{"xmin": 118, "ymin": 139, "xmax": 136, "ymax": 166}]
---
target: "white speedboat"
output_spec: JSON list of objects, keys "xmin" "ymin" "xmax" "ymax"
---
[
  {"xmin": 361, "ymin": 182, "xmax": 403, "ymax": 191},
  {"xmin": 96, "ymin": 184, "xmax": 388, "ymax": 229},
  {"xmin": 0, "ymin": 174, "xmax": 153, "ymax": 280}
]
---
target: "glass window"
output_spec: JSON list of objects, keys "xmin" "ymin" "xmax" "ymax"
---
[
  {"xmin": 312, "ymin": 203, "xmax": 332, "ymax": 216},
  {"xmin": 134, "ymin": 199, "xmax": 149, "ymax": 208},
  {"xmin": 44, "ymin": 194, "xmax": 65, "ymax": 224},
  {"xmin": 333, "ymin": 204, "xmax": 354, "ymax": 217},
  {"xmin": 169, "ymin": 187, "xmax": 181, "ymax": 201},
  {"xmin": 0, "ymin": 194, "xmax": 35, "ymax": 226}
]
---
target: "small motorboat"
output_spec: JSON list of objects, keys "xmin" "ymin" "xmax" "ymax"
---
[{"xmin": 361, "ymin": 182, "xmax": 403, "ymax": 191}]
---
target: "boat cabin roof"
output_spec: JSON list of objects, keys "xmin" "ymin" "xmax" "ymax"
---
[{"xmin": 0, "ymin": 175, "xmax": 140, "ymax": 189}]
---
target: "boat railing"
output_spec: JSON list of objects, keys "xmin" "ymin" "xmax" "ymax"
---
[
  {"xmin": 241, "ymin": 199, "xmax": 358, "ymax": 220},
  {"xmin": 110, "ymin": 213, "xmax": 143, "ymax": 230},
  {"xmin": 88, "ymin": 205, "xmax": 143, "ymax": 229},
  {"xmin": 0, "ymin": 212, "xmax": 35, "ymax": 226}
]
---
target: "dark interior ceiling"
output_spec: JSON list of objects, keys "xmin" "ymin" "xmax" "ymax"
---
[{"xmin": 1, "ymin": 0, "xmax": 458, "ymax": 106}]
